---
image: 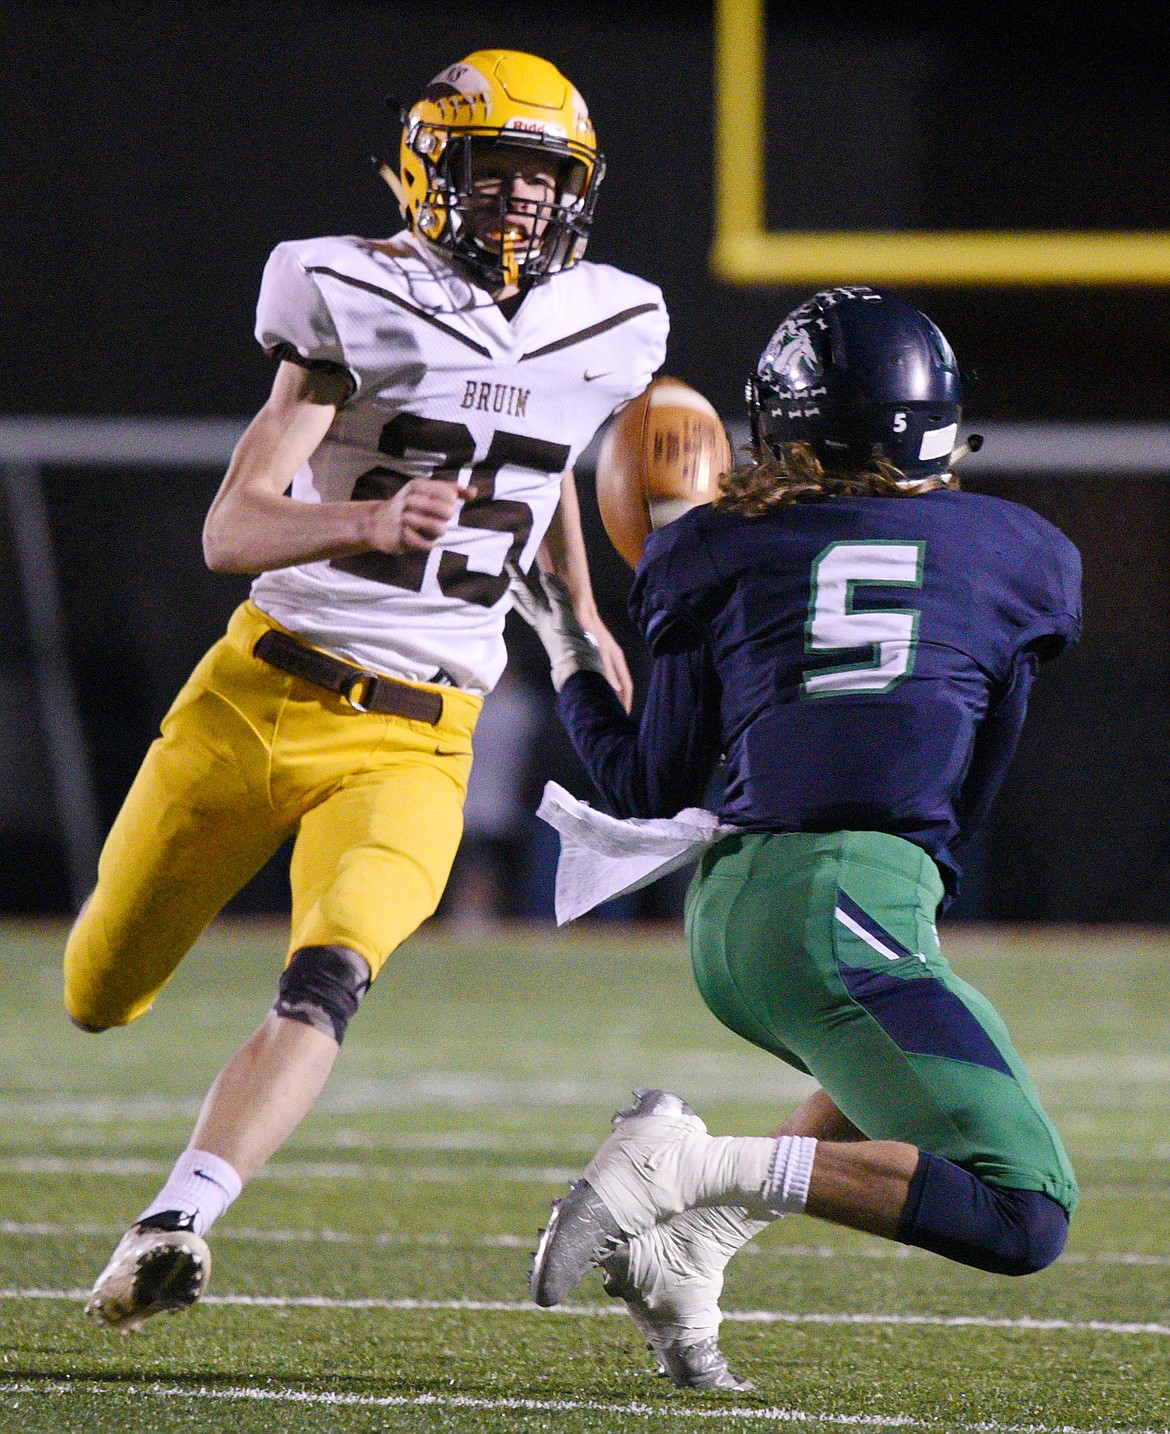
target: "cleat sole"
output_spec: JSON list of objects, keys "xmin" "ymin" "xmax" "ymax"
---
[{"xmin": 86, "ymin": 1227, "xmax": 210, "ymax": 1331}]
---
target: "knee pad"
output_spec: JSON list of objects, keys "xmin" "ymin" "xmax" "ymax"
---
[
  {"xmin": 1010, "ymin": 1189, "xmax": 1070, "ymax": 1274},
  {"xmin": 896, "ymin": 1151, "xmax": 1070, "ymax": 1276},
  {"xmin": 272, "ymin": 945, "xmax": 371, "ymax": 1045}
]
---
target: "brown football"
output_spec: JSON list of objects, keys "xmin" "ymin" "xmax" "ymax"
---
[{"xmin": 595, "ymin": 376, "xmax": 732, "ymax": 568}]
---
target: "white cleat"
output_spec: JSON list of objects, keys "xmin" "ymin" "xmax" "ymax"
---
[
  {"xmin": 530, "ymin": 1088, "xmax": 709, "ymax": 1308},
  {"xmin": 86, "ymin": 1218, "xmax": 211, "ymax": 1332},
  {"xmin": 601, "ymin": 1206, "xmax": 761, "ymax": 1392}
]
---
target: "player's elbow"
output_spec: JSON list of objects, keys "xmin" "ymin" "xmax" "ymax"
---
[
  {"xmin": 202, "ymin": 510, "xmax": 251, "ymax": 574},
  {"xmin": 203, "ymin": 545, "xmax": 243, "ymax": 576},
  {"xmin": 202, "ymin": 534, "xmax": 230, "ymax": 573},
  {"xmin": 203, "ymin": 541, "xmax": 244, "ymax": 575}
]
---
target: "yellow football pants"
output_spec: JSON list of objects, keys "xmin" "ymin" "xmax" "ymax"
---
[{"xmin": 64, "ymin": 601, "xmax": 480, "ymax": 1029}]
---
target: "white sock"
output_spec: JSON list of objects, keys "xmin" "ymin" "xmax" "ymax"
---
[{"xmin": 137, "ymin": 1149, "xmax": 243, "ymax": 1237}]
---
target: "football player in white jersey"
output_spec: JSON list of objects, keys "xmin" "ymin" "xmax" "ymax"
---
[{"xmin": 76, "ymin": 49, "xmax": 668, "ymax": 1330}]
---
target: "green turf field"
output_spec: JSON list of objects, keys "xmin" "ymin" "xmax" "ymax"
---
[{"xmin": 0, "ymin": 920, "xmax": 1167, "ymax": 1433}]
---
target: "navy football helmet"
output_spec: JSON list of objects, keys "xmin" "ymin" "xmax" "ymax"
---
[{"xmin": 748, "ymin": 286, "xmax": 963, "ymax": 481}]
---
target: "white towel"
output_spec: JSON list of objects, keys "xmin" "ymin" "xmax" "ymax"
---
[{"xmin": 536, "ymin": 781, "xmax": 735, "ymax": 925}]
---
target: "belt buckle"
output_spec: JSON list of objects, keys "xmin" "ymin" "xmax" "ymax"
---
[{"xmin": 342, "ymin": 670, "xmax": 380, "ymax": 713}]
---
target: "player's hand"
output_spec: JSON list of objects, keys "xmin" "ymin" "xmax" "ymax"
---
[
  {"xmin": 362, "ymin": 479, "xmax": 475, "ymax": 553},
  {"xmin": 578, "ymin": 614, "xmax": 633, "ymax": 713},
  {"xmin": 508, "ymin": 564, "xmax": 608, "ymax": 693}
]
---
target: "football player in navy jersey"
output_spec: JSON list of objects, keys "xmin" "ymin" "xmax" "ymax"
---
[{"xmin": 514, "ymin": 287, "xmax": 1081, "ymax": 1392}]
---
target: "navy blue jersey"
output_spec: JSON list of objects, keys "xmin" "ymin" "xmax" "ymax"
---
[{"xmin": 558, "ymin": 489, "xmax": 1081, "ymax": 899}]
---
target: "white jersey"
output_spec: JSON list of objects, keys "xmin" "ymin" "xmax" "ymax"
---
[{"xmin": 249, "ymin": 231, "xmax": 668, "ymax": 694}]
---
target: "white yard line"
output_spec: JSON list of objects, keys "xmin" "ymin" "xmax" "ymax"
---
[
  {"xmin": 4, "ymin": 1130, "xmax": 1170, "ymax": 1164},
  {"xmin": 3, "ymin": 1218, "xmax": 1169, "ymax": 1269},
  {"xmin": 1028, "ymin": 1054, "xmax": 1170, "ymax": 1081},
  {"xmin": 0, "ymin": 1102, "xmax": 598, "ymax": 1150},
  {"xmin": 2, "ymin": 1287, "xmax": 1169, "ymax": 1337},
  {"xmin": 0, "ymin": 1219, "xmax": 532, "ymax": 1249},
  {"xmin": 0, "ymin": 1155, "xmax": 1160, "ymax": 1204},
  {"xmin": 0, "ymin": 1378, "xmax": 1163, "ymax": 1433},
  {"xmin": 0, "ymin": 1067, "xmax": 817, "ymax": 1117},
  {"xmin": 1, "ymin": 1050, "xmax": 1166, "ymax": 1131},
  {"xmin": 0, "ymin": 1155, "xmax": 580, "ymax": 1183}
]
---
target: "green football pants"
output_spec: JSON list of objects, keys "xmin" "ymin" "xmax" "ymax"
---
[{"xmin": 685, "ymin": 830, "xmax": 1077, "ymax": 1214}]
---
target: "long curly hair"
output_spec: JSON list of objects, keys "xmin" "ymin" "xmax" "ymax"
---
[{"xmin": 715, "ymin": 441, "xmax": 958, "ymax": 518}]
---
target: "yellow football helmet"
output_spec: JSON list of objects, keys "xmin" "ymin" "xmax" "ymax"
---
[{"xmin": 384, "ymin": 50, "xmax": 605, "ymax": 290}]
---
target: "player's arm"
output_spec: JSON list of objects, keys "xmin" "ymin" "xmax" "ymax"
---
[
  {"xmin": 955, "ymin": 529, "xmax": 1083, "ymax": 850},
  {"xmin": 510, "ymin": 567, "xmax": 721, "ymax": 817},
  {"xmin": 953, "ymin": 648, "xmax": 1040, "ymax": 850},
  {"xmin": 537, "ymin": 469, "xmax": 634, "ymax": 712},
  {"xmin": 202, "ymin": 361, "xmax": 471, "ymax": 575},
  {"xmin": 556, "ymin": 650, "xmax": 722, "ymax": 819}
]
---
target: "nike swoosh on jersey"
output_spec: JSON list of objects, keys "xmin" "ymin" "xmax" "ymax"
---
[{"xmin": 584, "ymin": 370, "xmax": 613, "ymax": 382}]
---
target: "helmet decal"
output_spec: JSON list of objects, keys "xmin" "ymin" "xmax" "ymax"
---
[
  {"xmin": 919, "ymin": 423, "xmax": 959, "ymax": 461},
  {"xmin": 759, "ymin": 323, "xmax": 823, "ymax": 394},
  {"xmin": 569, "ymin": 87, "xmax": 591, "ymax": 136},
  {"xmin": 425, "ymin": 63, "xmax": 491, "ymax": 98}
]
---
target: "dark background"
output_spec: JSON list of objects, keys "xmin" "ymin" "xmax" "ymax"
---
[{"xmin": 2, "ymin": 1, "xmax": 1169, "ymax": 920}]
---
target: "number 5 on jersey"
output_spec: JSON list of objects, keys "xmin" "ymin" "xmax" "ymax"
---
[{"xmin": 802, "ymin": 541, "xmax": 925, "ymax": 698}]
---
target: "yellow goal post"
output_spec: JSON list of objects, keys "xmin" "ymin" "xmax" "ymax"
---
[{"xmin": 712, "ymin": 0, "xmax": 1170, "ymax": 286}]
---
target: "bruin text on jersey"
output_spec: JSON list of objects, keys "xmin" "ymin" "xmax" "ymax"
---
[{"xmin": 460, "ymin": 382, "xmax": 531, "ymax": 417}]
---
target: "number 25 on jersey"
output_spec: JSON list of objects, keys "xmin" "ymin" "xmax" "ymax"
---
[{"xmin": 335, "ymin": 413, "xmax": 569, "ymax": 608}]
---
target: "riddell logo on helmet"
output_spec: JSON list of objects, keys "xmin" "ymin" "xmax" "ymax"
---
[{"xmin": 504, "ymin": 118, "xmax": 567, "ymax": 139}]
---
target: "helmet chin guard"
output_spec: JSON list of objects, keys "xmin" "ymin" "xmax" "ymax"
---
[
  {"xmin": 390, "ymin": 50, "xmax": 605, "ymax": 291},
  {"xmin": 750, "ymin": 287, "xmax": 964, "ymax": 482}
]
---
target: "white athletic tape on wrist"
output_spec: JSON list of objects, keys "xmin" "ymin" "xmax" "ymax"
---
[{"xmin": 767, "ymin": 1135, "xmax": 817, "ymax": 1215}]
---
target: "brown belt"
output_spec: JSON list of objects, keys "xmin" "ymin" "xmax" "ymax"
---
[{"xmin": 253, "ymin": 628, "xmax": 444, "ymax": 725}]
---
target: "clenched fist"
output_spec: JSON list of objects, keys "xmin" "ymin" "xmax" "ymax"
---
[{"xmin": 360, "ymin": 479, "xmax": 477, "ymax": 554}]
